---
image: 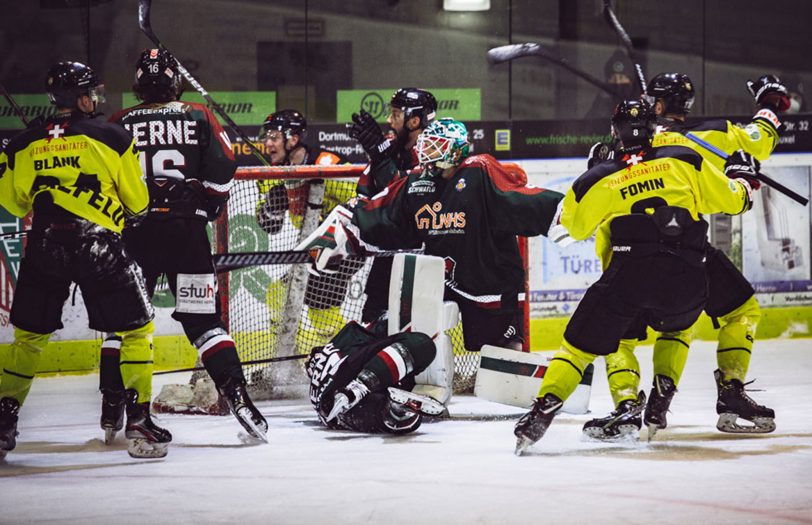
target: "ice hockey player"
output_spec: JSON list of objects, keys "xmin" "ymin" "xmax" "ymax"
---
[
  {"xmin": 102, "ymin": 48, "xmax": 267, "ymax": 443},
  {"xmin": 307, "ymin": 321, "xmax": 444, "ymax": 433},
  {"xmin": 584, "ymin": 73, "xmax": 784, "ymax": 440},
  {"xmin": 0, "ymin": 61, "xmax": 165, "ymax": 459},
  {"xmin": 514, "ymin": 99, "xmax": 762, "ymax": 455},
  {"xmin": 254, "ymin": 109, "xmax": 360, "ymax": 351},
  {"xmin": 315, "ymin": 118, "xmax": 563, "ymax": 354},
  {"xmin": 349, "ymin": 88, "xmax": 437, "ymax": 323}
]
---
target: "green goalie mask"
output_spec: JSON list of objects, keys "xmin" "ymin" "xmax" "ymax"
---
[{"xmin": 415, "ymin": 118, "xmax": 471, "ymax": 171}]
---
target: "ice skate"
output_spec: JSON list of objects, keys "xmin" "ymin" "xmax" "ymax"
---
[
  {"xmin": 100, "ymin": 389, "xmax": 126, "ymax": 445},
  {"xmin": 387, "ymin": 387, "xmax": 446, "ymax": 416},
  {"xmin": 714, "ymin": 369, "xmax": 775, "ymax": 434},
  {"xmin": 644, "ymin": 375, "xmax": 677, "ymax": 440},
  {"xmin": 382, "ymin": 400, "xmax": 423, "ymax": 434},
  {"xmin": 583, "ymin": 391, "xmax": 646, "ymax": 441},
  {"xmin": 514, "ymin": 394, "xmax": 563, "ymax": 456},
  {"xmin": 0, "ymin": 397, "xmax": 21, "ymax": 460},
  {"xmin": 125, "ymin": 392, "xmax": 172, "ymax": 459},
  {"xmin": 326, "ymin": 379, "xmax": 370, "ymax": 423},
  {"xmin": 219, "ymin": 378, "xmax": 269, "ymax": 442}
]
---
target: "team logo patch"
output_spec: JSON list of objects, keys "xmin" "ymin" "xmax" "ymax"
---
[
  {"xmin": 176, "ymin": 273, "xmax": 217, "ymax": 314},
  {"xmin": 745, "ymin": 124, "xmax": 762, "ymax": 141},
  {"xmin": 729, "ymin": 180, "xmax": 739, "ymax": 192},
  {"xmin": 455, "ymin": 178, "xmax": 466, "ymax": 192}
]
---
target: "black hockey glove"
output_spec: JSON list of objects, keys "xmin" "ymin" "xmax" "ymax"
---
[
  {"xmin": 725, "ymin": 150, "xmax": 761, "ymax": 191},
  {"xmin": 205, "ymin": 193, "xmax": 229, "ymax": 221},
  {"xmin": 746, "ymin": 75, "xmax": 791, "ymax": 113},
  {"xmin": 587, "ymin": 141, "xmax": 614, "ymax": 169},
  {"xmin": 255, "ymin": 184, "xmax": 289, "ymax": 235},
  {"xmin": 349, "ymin": 110, "xmax": 394, "ymax": 163}
]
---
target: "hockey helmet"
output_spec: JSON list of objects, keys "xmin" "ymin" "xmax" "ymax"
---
[
  {"xmin": 391, "ymin": 88, "xmax": 437, "ymax": 129},
  {"xmin": 646, "ymin": 72, "xmax": 695, "ymax": 115},
  {"xmin": 262, "ymin": 109, "xmax": 307, "ymax": 140},
  {"xmin": 46, "ymin": 61, "xmax": 105, "ymax": 108},
  {"xmin": 134, "ymin": 48, "xmax": 183, "ymax": 103},
  {"xmin": 416, "ymin": 117, "xmax": 470, "ymax": 170},
  {"xmin": 611, "ymin": 99, "xmax": 656, "ymax": 153}
]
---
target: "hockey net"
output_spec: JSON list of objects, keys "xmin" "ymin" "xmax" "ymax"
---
[{"xmin": 213, "ymin": 164, "xmax": 529, "ymax": 400}]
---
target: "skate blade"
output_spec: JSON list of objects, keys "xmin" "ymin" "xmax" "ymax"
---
[
  {"xmin": 127, "ymin": 438, "xmax": 168, "ymax": 459},
  {"xmin": 103, "ymin": 428, "xmax": 119, "ymax": 445},
  {"xmin": 236, "ymin": 407, "xmax": 269, "ymax": 443},
  {"xmin": 0, "ymin": 449, "xmax": 8, "ymax": 461},
  {"xmin": 716, "ymin": 413, "xmax": 776, "ymax": 434},
  {"xmin": 515, "ymin": 436, "xmax": 534, "ymax": 456},
  {"xmin": 582, "ymin": 424, "xmax": 640, "ymax": 442},
  {"xmin": 646, "ymin": 423, "xmax": 660, "ymax": 442},
  {"xmin": 388, "ymin": 387, "xmax": 446, "ymax": 416}
]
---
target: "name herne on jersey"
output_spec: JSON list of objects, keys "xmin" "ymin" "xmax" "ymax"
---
[
  {"xmin": 121, "ymin": 119, "xmax": 199, "ymax": 148},
  {"xmin": 415, "ymin": 201, "xmax": 466, "ymax": 235}
]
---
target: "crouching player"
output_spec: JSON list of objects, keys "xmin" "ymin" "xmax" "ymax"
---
[{"xmin": 306, "ymin": 322, "xmax": 445, "ymax": 434}]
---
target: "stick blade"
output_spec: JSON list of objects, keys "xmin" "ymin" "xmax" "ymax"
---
[{"xmin": 486, "ymin": 43, "xmax": 540, "ymax": 65}]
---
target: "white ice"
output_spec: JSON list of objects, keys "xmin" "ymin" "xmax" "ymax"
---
[{"xmin": 2, "ymin": 339, "xmax": 811, "ymax": 525}]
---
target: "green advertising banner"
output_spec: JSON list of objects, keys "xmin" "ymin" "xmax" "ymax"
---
[
  {"xmin": 0, "ymin": 94, "xmax": 55, "ymax": 129},
  {"xmin": 122, "ymin": 91, "xmax": 276, "ymax": 126},
  {"xmin": 336, "ymin": 88, "xmax": 481, "ymax": 123}
]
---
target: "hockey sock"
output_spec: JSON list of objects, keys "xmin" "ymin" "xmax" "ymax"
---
[
  {"xmin": 119, "ymin": 321, "xmax": 154, "ymax": 404},
  {"xmin": 716, "ymin": 296, "xmax": 760, "ymax": 382},
  {"xmin": 193, "ymin": 327, "xmax": 245, "ymax": 387},
  {"xmin": 100, "ymin": 334, "xmax": 125, "ymax": 392},
  {"xmin": 360, "ymin": 340, "xmax": 421, "ymax": 392},
  {"xmin": 538, "ymin": 339, "xmax": 597, "ymax": 401},
  {"xmin": 605, "ymin": 339, "xmax": 641, "ymax": 407},
  {"xmin": 651, "ymin": 329, "xmax": 691, "ymax": 386},
  {"xmin": 0, "ymin": 328, "xmax": 50, "ymax": 404}
]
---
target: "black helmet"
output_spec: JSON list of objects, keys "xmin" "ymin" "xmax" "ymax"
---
[
  {"xmin": 646, "ymin": 72, "xmax": 695, "ymax": 115},
  {"xmin": 262, "ymin": 109, "xmax": 307, "ymax": 139},
  {"xmin": 134, "ymin": 48, "xmax": 183, "ymax": 103},
  {"xmin": 611, "ymin": 99, "xmax": 655, "ymax": 153},
  {"xmin": 46, "ymin": 61, "xmax": 103, "ymax": 108},
  {"xmin": 391, "ymin": 88, "xmax": 437, "ymax": 129}
]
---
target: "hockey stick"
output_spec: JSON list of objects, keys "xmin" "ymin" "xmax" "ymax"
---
[
  {"xmin": 137, "ymin": 0, "xmax": 269, "ymax": 167},
  {"xmin": 154, "ymin": 353, "xmax": 308, "ymax": 376},
  {"xmin": 213, "ymin": 249, "xmax": 422, "ymax": 273},
  {"xmin": 684, "ymin": 133, "xmax": 808, "ymax": 205},
  {"xmin": 601, "ymin": 0, "xmax": 647, "ymax": 96},
  {"xmin": 0, "ymin": 229, "xmax": 28, "ymax": 239},
  {"xmin": 0, "ymin": 82, "xmax": 31, "ymax": 127},
  {"xmin": 487, "ymin": 43, "xmax": 623, "ymax": 98}
]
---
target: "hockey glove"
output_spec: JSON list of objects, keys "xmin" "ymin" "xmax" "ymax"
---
[
  {"xmin": 295, "ymin": 205, "xmax": 362, "ymax": 274},
  {"xmin": 255, "ymin": 184, "xmax": 289, "ymax": 235},
  {"xmin": 725, "ymin": 150, "xmax": 761, "ymax": 208},
  {"xmin": 587, "ymin": 141, "xmax": 614, "ymax": 169},
  {"xmin": 349, "ymin": 110, "xmax": 394, "ymax": 163},
  {"xmin": 747, "ymin": 75, "xmax": 791, "ymax": 113}
]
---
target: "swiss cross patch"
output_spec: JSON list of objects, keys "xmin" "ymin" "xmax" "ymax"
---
[
  {"xmin": 623, "ymin": 152, "xmax": 645, "ymax": 167},
  {"xmin": 46, "ymin": 123, "xmax": 68, "ymax": 142}
]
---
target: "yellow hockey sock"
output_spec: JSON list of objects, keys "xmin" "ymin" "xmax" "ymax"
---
[
  {"xmin": 538, "ymin": 339, "xmax": 597, "ymax": 401},
  {"xmin": 119, "ymin": 321, "xmax": 155, "ymax": 404},
  {"xmin": 0, "ymin": 328, "xmax": 51, "ymax": 404},
  {"xmin": 605, "ymin": 339, "xmax": 641, "ymax": 406},
  {"xmin": 651, "ymin": 329, "xmax": 691, "ymax": 386},
  {"xmin": 716, "ymin": 296, "xmax": 760, "ymax": 382}
]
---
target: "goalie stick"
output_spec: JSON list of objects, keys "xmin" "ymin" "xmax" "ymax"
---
[
  {"xmin": 487, "ymin": 43, "xmax": 623, "ymax": 98},
  {"xmin": 213, "ymin": 249, "xmax": 423, "ymax": 273},
  {"xmin": 0, "ymin": 82, "xmax": 32, "ymax": 127},
  {"xmin": 137, "ymin": 0, "xmax": 269, "ymax": 166},
  {"xmin": 154, "ymin": 353, "xmax": 307, "ymax": 376}
]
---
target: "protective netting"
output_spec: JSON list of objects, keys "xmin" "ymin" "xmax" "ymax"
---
[{"xmin": 214, "ymin": 166, "xmax": 485, "ymax": 399}]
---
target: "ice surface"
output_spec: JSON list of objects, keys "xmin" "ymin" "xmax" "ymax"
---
[{"xmin": 2, "ymin": 339, "xmax": 811, "ymax": 524}]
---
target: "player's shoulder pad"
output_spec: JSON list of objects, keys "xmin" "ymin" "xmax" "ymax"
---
[
  {"xmin": 572, "ymin": 160, "xmax": 623, "ymax": 202},
  {"xmin": 651, "ymin": 145, "xmax": 703, "ymax": 170},
  {"xmin": 72, "ymin": 116, "xmax": 135, "ymax": 155},
  {"xmin": 1, "ymin": 125, "xmax": 44, "ymax": 159},
  {"xmin": 684, "ymin": 118, "xmax": 728, "ymax": 134}
]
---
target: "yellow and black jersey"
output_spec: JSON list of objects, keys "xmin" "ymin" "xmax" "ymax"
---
[
  {"xmin": 651, "ymin": 108, "xmax": 781, "ymax": 171},
  {"xmin": 562, "ymin": 145, "xmax": 750, "ymax": 267},
  {"xmin": 0, "ymin": 113, "xmax": 147, "ymax": 233}
]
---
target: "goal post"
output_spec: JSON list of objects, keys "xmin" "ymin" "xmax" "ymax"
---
[{"xmin": 213, "ymin": 164, "xmax": 530, "ymax": 399}]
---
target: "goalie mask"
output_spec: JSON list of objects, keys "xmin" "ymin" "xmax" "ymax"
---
[
  {"xmin": 46, "ymin": 61, "xmax": 105, "ymax": 109},
  {"xmin": 646, "ymin": 72, "xmax": 695, "ymax": 116},
  {"xmin": 611, "ymin": 99, "xmax": 656, "ymax": 153},
  {"xmin": 416, "ymin": 118, "xmax": 471, "ymax": 174},
  {"xmin": 134, "ymin": 48, "xmax": 183, "ymax": 103}
]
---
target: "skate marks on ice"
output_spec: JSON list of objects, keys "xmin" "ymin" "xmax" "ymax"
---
[{"xmin": 0, "ymin": 439, "xmax": 164, "ymax": 476}]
